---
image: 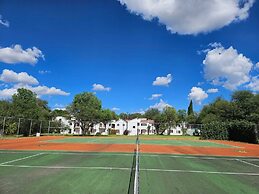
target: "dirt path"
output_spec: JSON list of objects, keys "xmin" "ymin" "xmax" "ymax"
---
[{"xmin": 1, "ymin": 136, "xmax": 259, "ymax": 157}]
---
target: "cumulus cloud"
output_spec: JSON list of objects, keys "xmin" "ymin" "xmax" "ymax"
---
[
  {"xmin": 0, "ymin": 44, "xmax": 44, "ymax": 65},
  {"xmin": 0, "ymin": 69, "xmax": 70, "ymax": 99},
  {"xmin": 188, "ymin": 87, "xmax": 208, "ymax": 105},
  {"xmin": 118, "ymin": 0, "xmax": 254, "ymax": 35},
  {"xmin": 0, "ymin": 69, "xmax": 39, "ymax": 85},
  {"xmin": 149, "ymin": 93, "xmax": 162, "ymax": 100},
  {"xmin": 203, "ymin": 43, "xmax": 253, "ymax": 90},
  {"xmin": 0, "ymin": 15, "xmax": 9, "ymax": 27},
  {"xmin": 92, "ymin": 83, "xmax": 111, "ymax": 91},
  {"xmin": 255, "ymin": 62, "xmax": 259, "ymax": 70},
  {"xmin": 246, "ymin": 76, "xmax": 259, "ymax": 92},
  {"xmin": 150, "ymin": 99, "xmax": 171, "ymax": 111},
  {"xmin": 28, "ymin": 85, "xmax": 70, "ymax": 96},
  {"xmin": 153, "ymin": 74, "xmax": 172, "ymax": 86},
  {"xmin": 207, "ymin": 88, "xmax": 219, "ymax": 93},
  {"xmin": 0, "ymin": 88, "xmax": 17, "ymax": 99}
]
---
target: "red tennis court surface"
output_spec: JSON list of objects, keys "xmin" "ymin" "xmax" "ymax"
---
[{"xmin": 0, "ymin": 136, "xmax": 259, "ymax": 157}]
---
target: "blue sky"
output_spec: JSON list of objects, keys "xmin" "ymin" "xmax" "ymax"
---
[{"xmin": 0, "ymin": 0, "xmax": 258, "ymax": 113}]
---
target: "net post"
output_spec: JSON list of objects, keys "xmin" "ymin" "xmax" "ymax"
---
[
  {"xmin": 29, "ymin": 119, "xmax": 33, "ymax": 136},
  {"xmin": 2, "ymin": 117, "xmax": 6, "ymax": 136},
  {"xmin": 48, "ymin": 121, "xmax": 51, "ymax": 135},
  {"xmin": 17, "ymin": 118, "xmax": 21, "ymax": 137},
  {"xmin": 39, "ymin": 120, "xmax": 42, "ymax": 134}
]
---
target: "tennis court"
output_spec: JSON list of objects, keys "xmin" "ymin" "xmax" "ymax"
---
[{"xmin": 1, "ymin": 136, "xmax": 259, "ymax": 194}]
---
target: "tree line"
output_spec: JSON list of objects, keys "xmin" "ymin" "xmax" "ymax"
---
[{"xmin": 0, "ymin": 88, "xmax": 258, "ymax": 136}]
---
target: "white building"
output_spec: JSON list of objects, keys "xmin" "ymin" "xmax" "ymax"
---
[
  {"xmin": 55, "ymin": 116, "xmax": 82, "ymax": 135},
  {"xmin": 164, "ymin": 125, "xmax": 183, "ymax": 135},
  {"xmin": 108, "ymin": 119, "xmax": 127, "ymax": 135},
  {"xmin": 55, "ymin": 116, "xmax": 183, "ymax": 136}
]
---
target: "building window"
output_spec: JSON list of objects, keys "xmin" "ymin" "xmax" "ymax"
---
[
  {"xmin": 141, "ymin": 123, "xmax": 147, "ymax": 126},
  {"xmin": 117, "ymin": 124, "xmax": 120, "ymax": 126},
  {"xmin": 137, "ymin": 123, "xmax": 140, "ymax": 126},
  {"xmin": 133, "ymin": 126, "xmax": 135, "ymax": 128},
  {"xmin": 123, "ymin": 124, "xmax": 125, "ymax": 126}
]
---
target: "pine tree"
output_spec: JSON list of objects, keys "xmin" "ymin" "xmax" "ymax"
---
[{"xmin": 187, "ymin": 100, "xmax": 194, "ymax": 116}]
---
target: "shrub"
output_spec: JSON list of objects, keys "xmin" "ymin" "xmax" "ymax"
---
[
  {"xmin": 200, "ymin": 122, "xmax": 228, "ymax": 140},
  {"xmin": 109, "ymin": 129, "xmax": 117, "ymax": 135},
  {"xmin": 200, "ymin": 120, "xmax": 258, "ymax": 144},
  {"xmin": 227, "ymin": 120, "xmax": 258, "ymax": 144},
  {"xmin": 95, "ymin": 132, "xmax": 101, "ymax": 136},
  {"xmin": 123, "ymin": 130, "xmax": 129, "ymax": 135}
]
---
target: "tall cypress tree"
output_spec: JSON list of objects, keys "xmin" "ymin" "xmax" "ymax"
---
[{"xmin": 187, "ymin": 100, "xmax": 194, "ymax": 116}]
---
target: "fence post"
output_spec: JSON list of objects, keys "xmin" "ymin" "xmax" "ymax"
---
[
  {"xmin": 2, "ymin": 117, "xmax": 6, "ymax": 136},
  {"xmin": 29, "ymin": 119, "xmax": 33, "ymax": 136},
  {"xmin": 39, "ymin": 120, "xmax": 42, "ymax": 134},
  {"xmin": 17, "ymin": 118, "xmax": 21, "ymax": 137},
  {"xmin": 48, "ymin": 121, "xmax": 51, "ymax": 135}
]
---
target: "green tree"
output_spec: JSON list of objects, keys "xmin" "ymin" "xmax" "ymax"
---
[
  {"xmin": 231, "ymin": 90, "xmax": 257, "ymax": 122},
  {"xmin": 199, "ymin": 97, "xmax": 234, "ymax": 124},
  {"xmin": 0, "ymin": 100, "xmax": 12, "ymax": 117},
  {"xmin": 187, "ymin": 100, "xmax": 194, "ymax": 116},
  {"xmin": 12, "ymin": 88, "xmax": 48, "ymax": 119},
  {"xmin": 119, "ymin": 113, "xmax": 128, "ymax": 120},
  {"xmin": 70, "ymin": 92, "xmax": 102, "ymax": 135},
  {"xmin": 177, "ymin": 109, "xmax": 187, "ymax": 123},
  {"xmin": 145, "ymin": 108, "xmax": 162, "ymax": 134},
  {"xmin": 160, "ymin": 107, "xmax": 178, "ymax": 135},
  {"xmin": 50, "ymin": 109, "xmax": 69, "ymax": 119},
  {"xmin": 100, "ymin": 109, "xmax": 118, "ymax": 134}
]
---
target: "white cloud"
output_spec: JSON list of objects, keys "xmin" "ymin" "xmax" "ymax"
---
[
  {"xmin": 29, "ymin": 85, "xmax": 70, "ymax": 96},
  {"xmin": 188, "ymin": 87, "xmax": 208, "ymax": 105},
  {"xmin": 207, "ymin": 88, "xmax": 219, "ymax": 93},
  {"xmin": 0, "ymin": 44, "xmax": 44, "ymax": 65},
  {"xmin": 53, "ymin": 104, "xmax": 67, "ymax": 111},
  {"xmin": 0, "ymin": 88, "xmax": 17, "ymax": 99},
  {"xmin": 38, "ymin": 70, "xmax": 51, "ymax": 74},
  {"xmin": 203, "ymin": 44, "xmax": 253, "ymax": 90},
  {"xmin": 255, "ymin": 62, "xmax": 259, "ymax": 70},
  {"xmin": 153, "ymin": 74, "xmax": 172, "ymax": 86},
  {"xmin": 150, "ymin": 99, "xmax": 171, "ymax": 111},
  {"xmin": 118, "ymin": 0, "xmax": 254, "ymax": 35},
  {"xmin": 112, "ymin": 107, "xmax": 120, "ymax": 111},
  {"xmin": 0, "ymin": 69, "xmax": 69, "ymax": 98},
  {"xmin": 246, "ymin": 76, "xmax": 259, "ymax": 92},
  {"xmin": 0, "ymin": 15, "xmax": 9, "ymax": 27},
  {"xmin": 0, "ymin": 85, "xmax": 69, "ymax": 99},
  {"xmin": 149, "ymin": 93, "xmax": 162, "ymax": 100},
  {"xmin": 0, "ymin": 69, "xmax": 39, "ymax": 85},
  {"xmin": 92, "ymin": 83, "xmax": 111, "ymax": 91}
]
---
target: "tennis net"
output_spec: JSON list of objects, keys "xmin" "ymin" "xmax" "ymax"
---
[{"xmin": 128, "ymin": 135, "xmax": 140, "ymax": 194}]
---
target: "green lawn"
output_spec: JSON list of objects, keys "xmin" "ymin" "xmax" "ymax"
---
[
  {"xmin": 0, "ymin": 151, "xmax": 259, "ymax": 194},
  {"xmin": 46, "ymin": 137, "xmax": 235, "ymax": 148}
]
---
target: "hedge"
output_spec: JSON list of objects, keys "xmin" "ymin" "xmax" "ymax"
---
[
  {"xmin": 200, "ymin": 122, "xmax": 228, "ymax": 140},
  {"xmin": 200, "ymin": 120, "xmax": 258, "ymax": 144}
]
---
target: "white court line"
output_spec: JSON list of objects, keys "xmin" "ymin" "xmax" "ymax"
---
[
  {"xmin": 0, "ymin": 151, "xmax": 133, "ymax": 156},
  {"xmin": 236, "ymin": 159, "xmax": 259, "ymax": 168},
  {"xmin": 0, "ymin": 164, "xmax": 130, "ymax": 171},
  {"xmin": 0, "ymin": 153, "xmax": 43, "ymax": 165},
  {"xmin": 140, "ymin": 168, "xmax": 259, "ymax": 176},
  {"xmin": 0, "ymin": 164, "xmax": 259, "ymax": 176},
  {"xmin": 1, "ymin": 151, "xmax": 259, "ymax": 161}
]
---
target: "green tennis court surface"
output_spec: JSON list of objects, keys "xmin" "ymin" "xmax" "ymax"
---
[
  {"xmin": 46, "ymin": 137, "xmax": 236, "ymax": 148},
  {"xmin": 0, "ymin": 151, "xmax": 259, "ymax": 194}
]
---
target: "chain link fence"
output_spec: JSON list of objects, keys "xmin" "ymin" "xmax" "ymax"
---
[{"xmin": 0, "ymin": 116, "xmax": 66, "ymax": 137}]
